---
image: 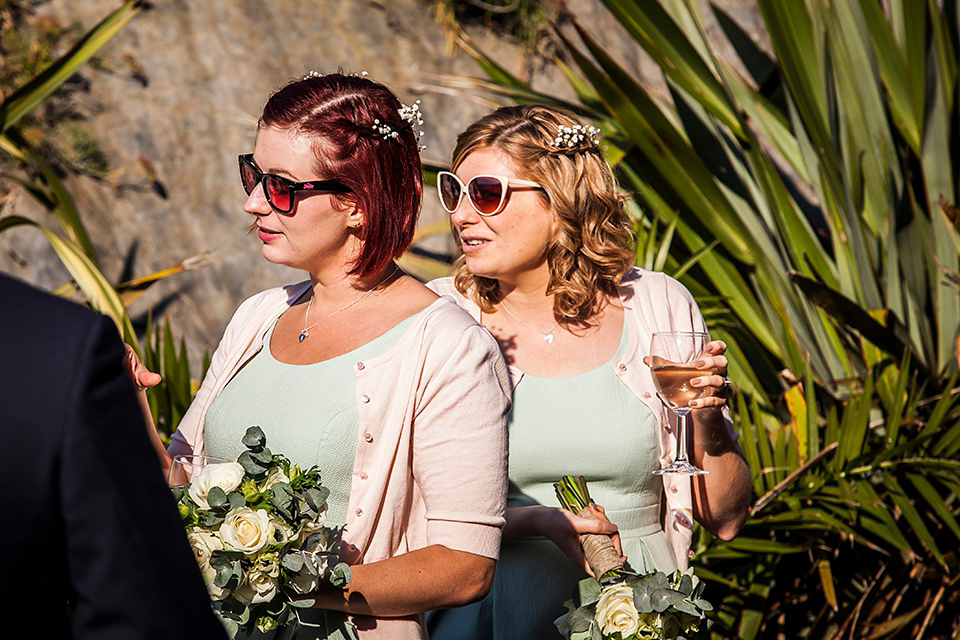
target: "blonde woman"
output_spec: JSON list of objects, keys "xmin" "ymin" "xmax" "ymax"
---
[{"xmin": 426, "ymin": 104, "xmax": 751, "ymax": 639}]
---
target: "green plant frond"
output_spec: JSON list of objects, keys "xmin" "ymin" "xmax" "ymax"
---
[{"xmin": 0, "ymin": 1, "xmax": 140, "ymax": 132}]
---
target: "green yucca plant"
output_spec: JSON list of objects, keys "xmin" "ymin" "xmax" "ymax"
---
[
  {"xmin": 442, "ymin": 0, "xmax": 960, "ymax": 636},
  {"xmin": 0, "ymin": 1, "xmax": 207, "ymax": 355},
  {"xmin": 142, "ymin": 314, "xmax": 210, "ymax": 442}
]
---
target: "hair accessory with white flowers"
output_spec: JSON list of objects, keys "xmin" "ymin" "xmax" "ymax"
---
[
  {"xmin": 552, "ymin": 124, "xmax": 601, "ymax": 151},
  {"xmin": 371, "ymin": 100, "xmax": 426, "ymax": 150}
]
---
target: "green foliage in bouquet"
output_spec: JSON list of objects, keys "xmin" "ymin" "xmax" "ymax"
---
[
  {"xmin": 555, "ymin": 476, "xmax": 711, "ymax": 639},
  {"xmin": 175, "ymin": 427, "xmax": 355, "ymax": 639}
]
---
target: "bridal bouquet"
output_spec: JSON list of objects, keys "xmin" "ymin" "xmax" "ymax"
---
[
  {"xmin": 553, "ymin": 476, "xmax": 711, "ymax": 640},
  {"xmin": 174, "ymin": 426, "xmax": 355, "ymax": 639}
]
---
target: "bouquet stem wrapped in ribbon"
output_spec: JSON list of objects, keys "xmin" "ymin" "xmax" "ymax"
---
[
  {"xmin": 174, "ymin": 427, "xmax": 357, "ymax": 639},
  {"xmin": 553, "ymin": 476, "xmax": 711, "ymax": 640}
]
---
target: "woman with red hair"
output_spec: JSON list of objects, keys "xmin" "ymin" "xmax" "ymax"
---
[{"xmin": 129, "ymin": 73, "xmax": 511, "ymax": 639}]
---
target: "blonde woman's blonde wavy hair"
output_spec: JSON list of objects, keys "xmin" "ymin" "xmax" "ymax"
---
[{"xmin": 450, "ymin": 104, "xmax": 635, "ymax": 322}]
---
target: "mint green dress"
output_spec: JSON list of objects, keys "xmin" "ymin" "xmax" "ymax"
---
[
  {"xmin": 427, "ymin": 322, "xmax": 678, "ymax": 640},
  {"xmin": 204, "ymin": 316, "xmax": 416, "ymax": 640}
]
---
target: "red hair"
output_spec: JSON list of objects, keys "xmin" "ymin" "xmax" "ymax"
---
[{"xmin": 259, "ymin": 73, "xmax": 422, "ymax": 277}]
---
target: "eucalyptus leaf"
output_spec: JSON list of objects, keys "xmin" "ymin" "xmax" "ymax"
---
[
  {"xmin": 282, "ymin": 552, "xmax": 305, "ymax": 572},
  {"xmin": 242, "ymin": 426, "xmax": 266, "ymax": 451},
  {"xmin": 567, "ymin": 606, "xmax": 596, "ymax": 632},
  {"xmin": 207, "ymin": 486, "xmax": 227, "ymax": 509},
  {"xmin": 305, "ymin": 487, "xmax": 330, "ymax": 511},
  {"xmin": 330, "ymin": 562, "xmax": 353, "ymax": 587},
  {"xmin": 227, "ymin": 491, "xmax": 246, "ymax": 511},
  {"xmin": 576, "ymin": 577, "xmax": 603, "ymax": 606},
  {"xmin": 238, "ymin": 451, "xmax": 270, "ymax": 478}
]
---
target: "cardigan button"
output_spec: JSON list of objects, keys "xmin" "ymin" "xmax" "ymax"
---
[
  {"xmin": 670, "ymin": 485, "xmax": 678, "ymax": 493},
  {"xmin": 643, "ymin": 392, "xmax": 651, "ymax": 398},
  {"xmin": 356, "ymin": 508, "xmax": 363, "ymax": 517},
  {"xmin": 356, "ymin": 361, "xmax": 365, "ymax": 371},
  {"xmin": 618, "ymin": 364, "xmax": 627, "ymax": 372},
  {"xmin": 364, "ymin": 433, "xmax": 374, "ymax": 443},
  {"xmin": 360, "ymin": 394, "xmax": 370, "ymax": 403},
  {"xmin": 359, "ymin": 471, "xmax": 368, "ymax": 480}
]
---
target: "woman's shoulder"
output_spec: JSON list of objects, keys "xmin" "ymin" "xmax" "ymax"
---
[
  {"xmin": 619, "ymin": 267, "xmax": 693, "ymax": 301},
  {"xmin": 223, "ymin": 281, "xmax": 309, "ymax": 333},
  {"xmin": 426, "ymin": 277, "xmax": 481, "ymax": 319}
]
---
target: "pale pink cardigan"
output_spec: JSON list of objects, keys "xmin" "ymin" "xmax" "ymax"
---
[
  {"xmin": 170, "ymin": 281, "xmax": 511, "ymax": 639},
  {"xmin": 429, "ymin": 267, "xmax": 737, "ymax": 570}
]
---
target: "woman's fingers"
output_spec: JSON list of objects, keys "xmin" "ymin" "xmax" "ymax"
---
[{"xmin": 122, "ymin": 343, "xmax": 162, "ymax": 391}]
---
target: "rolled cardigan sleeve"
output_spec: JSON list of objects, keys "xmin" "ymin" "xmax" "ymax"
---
[{"xmin": 411, "ymin": 324, "xmax": 511, "ymax": 559}]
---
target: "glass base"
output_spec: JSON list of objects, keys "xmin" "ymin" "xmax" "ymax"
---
[{"xmin": 653, "ymin": 461, "xmax": 709, "ymax": 476}]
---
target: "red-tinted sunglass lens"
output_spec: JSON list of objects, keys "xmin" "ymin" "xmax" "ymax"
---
[
  {"xmin": 240, "ymin": 162, "xmax": 258, "ymax": 195},
  {"xmin": 468, "ymin": 177, "xmax": 504, "ymax": 214},
  {"xmin": 264, "ymin": 176, "xmax": 292, "ymax": 212},
  {"xmin": 438, "ymin": 174, "xmax": 462, "ymax": 212}
]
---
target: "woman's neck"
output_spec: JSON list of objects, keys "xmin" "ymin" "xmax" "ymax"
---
[{"xmin": 307, "ymin": 263, "xmax": 397, "ymax": 306}]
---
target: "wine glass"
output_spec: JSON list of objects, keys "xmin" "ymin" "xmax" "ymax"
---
[
  {"xmin": 167, "ymin": 454, "xmax": 226, "ymax": 487},
  {"xmin": 649, "ymin": 331, "xmax": 710, "ymax": 476}
]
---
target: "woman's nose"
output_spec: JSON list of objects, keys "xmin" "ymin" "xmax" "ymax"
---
[
  {"xmin": 449, "ymin": 196, "xmax": 479, "ymax": 227},
  {"xmin": 244, "ymin": 183, "xmax": 271, "ymax": 216}
]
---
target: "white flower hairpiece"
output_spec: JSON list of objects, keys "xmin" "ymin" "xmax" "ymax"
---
[
  {"xmin": 553, "ymin": 124, "xmax": 601, "ymax": 149},
  {"xmin": 301, "ymin": 70, "xmax": 369, "ymax": 80},
  {"xmin": 372, "ymin": 99, "xmax": 427, "ymax": 150}
]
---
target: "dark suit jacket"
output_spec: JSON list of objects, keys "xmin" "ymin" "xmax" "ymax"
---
[{"xmin": 0, "ymin": 273, "xmax": 227, "ymax": 640}]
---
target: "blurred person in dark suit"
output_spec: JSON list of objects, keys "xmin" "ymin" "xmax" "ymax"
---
[{"xmin": 0, "ymin": 272, "xmax": 227, "ymax": 640}]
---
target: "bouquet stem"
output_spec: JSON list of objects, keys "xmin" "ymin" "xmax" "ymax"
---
[{"xmin": 554, "ymin": 476, "xmax": 624, "ymax": 581}]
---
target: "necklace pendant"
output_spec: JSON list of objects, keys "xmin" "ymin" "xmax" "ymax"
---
[
  {"xmin": 543, "ymin": 333, "xmax": 555, "ymax": 344},
  {"xmin": 299, "ymin": 330, "xmax": 308, "ymax": 343}
]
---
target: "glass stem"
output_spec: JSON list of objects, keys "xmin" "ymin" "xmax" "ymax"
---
[{"xmin": 675, "ymin": 409, "xmax": 691, "ymax": 464}]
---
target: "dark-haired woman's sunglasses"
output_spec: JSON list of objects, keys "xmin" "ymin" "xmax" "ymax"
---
[
  {"xmin": 239, "ymin": 154, "xmax": 351, "ymax": 214},
  {"xmin": 437, "ymin": 171, "xmax": 543, "ymax": 216}
]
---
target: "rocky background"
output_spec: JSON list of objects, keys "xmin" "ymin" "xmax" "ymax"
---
[{"xmin": 0, "ymin": 0, "xmax": 766, "ymax": 365}]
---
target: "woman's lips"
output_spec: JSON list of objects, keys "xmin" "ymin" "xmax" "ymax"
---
[
  {"xmin": 258, "ymin": 226, "xmax": 282, "ymax": 242},
  {"xmin": 460, "ymin": 237, "xmax": 489, "ymax": 253}
]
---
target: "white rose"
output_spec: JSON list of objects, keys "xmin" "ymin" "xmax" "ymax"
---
[
  {"xmin": 291, "ymin": 567, "xmax": 320, "ymax": 595},
  {"xmin": 187, "ymin": 461, "xmax": 246, "ymax": 509},
  {"xmin": 297, "ymin": 519, "xmax": 329, "ymax": 548},
  {"xmin": 254, "ymin": 552, "xmax": 281, "ymax": 579},
  {"xmin": 234, "ymin": 569, "xmax": 279, "ymax": 605},
  {"xmin": 596, "ymin": 584, "xmax": 640, "ymax": 638},
  {"xmin": 261, "ymin": 467, "xmax": 290, "ymax": 490},
  {"xmin": 270, "ymin": 517, "xmax": 295, "ymax": 545},
  {"xmin": 220, "ymin": 507, "xmax": 275, "ymax": 554},
  {"xmin": 187, "ymin": 531, "xmax": 229, "ymax": 600}
]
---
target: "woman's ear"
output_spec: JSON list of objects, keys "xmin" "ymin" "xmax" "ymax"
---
[{"xmin": 346, "ymin": 204, "xmax": 364, "ymax": 229}]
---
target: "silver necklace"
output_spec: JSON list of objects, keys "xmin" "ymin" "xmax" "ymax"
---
[
  {"xmin": 499, "ymin": 299, "xmax": 561, "ymax": 344},
  {"xmin": 299, "ymin": 265, "xmax": 399, "ymax": 343}
]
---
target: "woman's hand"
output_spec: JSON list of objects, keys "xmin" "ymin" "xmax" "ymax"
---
[
  {"xmin": 645, "ymin": 339, "xmax": 729, "ymax": 410},
  {"xmin": 122, "ymin": 343, "xmax": 162, "ymax": 392},
  {"xmin": 688, "ymin": 339, "xmax": 729, "ymax": 410},
  {"xmin": 506, "ymin": 504, "xmax": 624, "ymax": 577}
]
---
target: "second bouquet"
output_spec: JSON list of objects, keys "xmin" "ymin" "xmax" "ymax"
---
[
  {"xmin": 174, "ymin": 426, "xmax": 355, "ymax": 639},
  {"xmin": 553, "ymin": 476, "xmax": 711, "ymax": 640}
]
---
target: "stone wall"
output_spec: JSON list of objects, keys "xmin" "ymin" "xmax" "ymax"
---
[{"xmin": 0, "ymin": 0, "xmax": 765, "ymax": 364}]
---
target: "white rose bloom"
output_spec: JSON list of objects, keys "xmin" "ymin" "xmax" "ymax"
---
[
  {"xmin": 220, "ymin": 507, "xmax": 275, "ymax": 554},
  {"xmin": 595, "ymin": 584, "xmax": 640, "ymax": 638},
  {"xmin": 261, "ymin": 467, "xmax": 290, "ymax": 490},
  {"xmin": 297, "ymin": 519, "xmax": 329, "ymax": 547},
  {"xmin": 270, "ymin": 517, "xmax": 295, "ymax": 545},
  {"xmin": 187, "ymin": 531, "xmax": 229, "ymax": 600},
  {"xmin": 291, "ymin": 568, "xmax": 320, "ymax": 595},
  {"xmin": 234, "ymin": 569, "xmax": 279, "ymax": 605},
  {"xmin": 187, "ymin": 461, "xmax": 246, "ymax": 509}
]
